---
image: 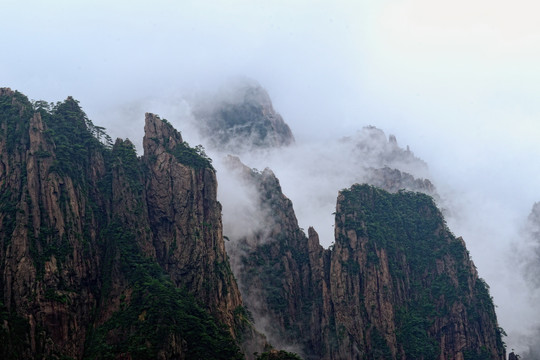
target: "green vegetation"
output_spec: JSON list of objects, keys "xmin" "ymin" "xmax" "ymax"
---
[
  {"xmin": 463, "ymin": 347, "xmax": 493, "ymax": 360},
  {"xmin": 170, "ymin": 141, "xmax": 213, "ymax": 170},
  {"xmin": 110, "ymin": 139, "xmax": 143, "ymax": 195},
  {"xmin": 1, "ymin": 93, "xmax": 110, "ymax": 280},
  {"xmin": 245, "ymin": 240, "xmax": 288, "ymax": 314},
  {"xmin": 233, "ymin": 305, "xmax": 253, "ymax": 325},
  {"xmin": 255, "ymin": 350, "xmax": 303, "ymax": 360},
  {"xmin": 0, "ymin": 92, "xmax": 32, "ymax": 249},
  {"xmin": 44, "ymin": 288, "xmax": 70, "ymax": 304},
  {"xmin": 29, "ymin": 227, "xmax": 72, "ymax": 280},
  {"xmin": 0, "ymin": 302, "xmax": 30, "ymax": 360},
  {"xmin": 27, "ymin": 97, "xmax": 113, "ymax": 277},
  {"xmin": 468, "ymin": 279, "xmax": 507, "ymax": 357},
  {"xmin": 84, "ymin": 220, "xmax": 243, "ymax": 359},
  {"xmin": 339, "ymin": 186, "xmax": 445, "ymax": 269},
  {"xmin": 369, "ymin": 327, "xmax": 393, "ymax": 360},
  {"xmin": 1, "ymin": 91, "xmax": 240, "ymax": 358},
  {"xmin": 338, "ymin": 184, "xmax": 504, "ymax": 359},
  {"xmin": 341, "ymin": 259, "xmax": 361, "ymax": 274},
  {"xmin": 153, "ymin": 117, "xmax": 214, "ymax": 170},
  {"xmin": 0, "ymin": 189, "xmax": 17, "ymax": 248},
  {"xmin": 0, "ymin": 90, "xmax": 34, "ymax": 153},
  {"xmin": 38, "ymin": 97, "xmax": 109, "ymax": 182},
  {"xmin": 84, "ymin": 132, "xmax": 239, "ymax": 358},
  {"xmin": 395, "ymin": 307, "xmax": 438, "ymax": 359}
]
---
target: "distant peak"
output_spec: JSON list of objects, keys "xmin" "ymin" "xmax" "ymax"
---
[{"xmin": 189, "ymin": 80, "xmax": 295, "ymax": 152}]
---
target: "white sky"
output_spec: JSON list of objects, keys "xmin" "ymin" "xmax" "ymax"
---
[{"xmin": 2, "ymin": 0, "xmax": 540, "ymax": 354}]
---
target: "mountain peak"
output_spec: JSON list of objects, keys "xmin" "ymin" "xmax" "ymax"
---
[
  {"xmin": 190, "ymin": 81, "xmax": 295, "ymax": 152},
  {"xmin": 143, "ymin": 112, "xmax": 183, "ymax": 154}
]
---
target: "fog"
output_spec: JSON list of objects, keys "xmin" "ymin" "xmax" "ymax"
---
[{"xmin": 3, "ymin": 0, "xmax": 540, "ymax": 356}]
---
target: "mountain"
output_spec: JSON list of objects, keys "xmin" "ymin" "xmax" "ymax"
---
[
  {"xmin": 189, "ymin": 80, "xmax": 295, "ymax": 153},
  {"xmin": 516, "ymin": 203, "xmax": 540, "ymax": 359},
  {"xmin": 341, "ymin": 126, "xmax": 428, "ymax": 174},
  {"xmin": 1, "ymin": 87, "xmax": 506, "ymax": 360},
  {"xmin": 225, "ymin": 157, "xmax": 506, "ymax": 360},
  {"xmin": 342, "ymin": 126, "xmax": 436, "ymax": 196},
  {"xmin": 0, "ymin": 88, "xmax": 250, "ymax": 359}
]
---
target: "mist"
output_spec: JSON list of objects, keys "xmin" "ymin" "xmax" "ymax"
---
[
  {"xmin": 3, "ymin": 0, "xmax": 540, "ymax": 356},
  {"xmin": 106, "ymin": 82, "xmax": 539, "ymax": 356}
]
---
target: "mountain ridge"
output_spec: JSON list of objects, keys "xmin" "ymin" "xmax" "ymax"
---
[
  {"xmin": 224, "ymin": 155, "xmax": 505, "ymax": 360},
  {"xmin": 1, "ymin": 87, "xmax": 507, "ymax": 359}
]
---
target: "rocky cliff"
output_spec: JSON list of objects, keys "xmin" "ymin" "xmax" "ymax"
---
[
  {"xmin": 1, "ymin": 87, "xmax": 507, "ymax": 360},
  {"xmin": 227, "ymin": 157, "xmax": 506, "ymax": 360},
  {"xmin": 0, "ymin": 89, "xmax": 248, "ymax": 359},
  {"xmin": 331, "ymin": 185, "xmax": 505, "ymax": 360}
]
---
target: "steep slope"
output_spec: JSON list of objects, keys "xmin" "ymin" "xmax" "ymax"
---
[
  {"xmin": 224, "ymin": 156, "xmax": 328, "ymax": 355},
  {"xmin": 227, "ymin": 157, "xmax": 505, "ymax": 360},
  {"xmin": 0, "ymin": 88, "xmax": 247, "ymax": 359},
  {"xmin": 1, "ymin": 86, "xmax": 507, "ymax": 360},
  {"xmin": 331, "ymin": 184, "xmax": 505, "ymax": 360},
  {"xmin": 0, "ymin": 90, "xmax": 108, "ymax": 358},
  {"xmin": 142, "ymin": 113, "xmax": 243, "ymax": 330}
]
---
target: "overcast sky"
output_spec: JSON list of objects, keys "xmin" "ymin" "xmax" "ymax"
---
[
  {"xmin": 3, "ymin": 0, "xmax": 540, "ymax": 354},
  {"xmin": 3, "ymin": 0, "xmax": 540, "ymax": 201}
]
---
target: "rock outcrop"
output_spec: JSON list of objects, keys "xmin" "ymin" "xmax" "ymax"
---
[
  {"xmin": 0, "ymin": 89, "xmax": 247, "ymax": 359},
  {"xmin": 191, "ymin": 81, "xmax": 295, "ymax": 152},
  {"xmin": 142, "ymin": 113, "xmax": 243, "ymax": 330},
  {"xmin": 227, "ymin": 158, "xmax": 506, "ymax": 360},
  {"xmin": 331, "ymin": 184, "xmax": 505, "ymax": 360},
  {"xmin": 1, "ymin": 92, "xmax": 104, "ymax": 358},
  {"xmin": 365, "ymin": 166, "xmax": 436, "ymax": 195},
  {"xmin": 343, "ymin": 126, "xmax": 429, "ymax": 176},
  {"xmin": 224, "ymin": 156, "xmax": 319, "ymax": 355}
]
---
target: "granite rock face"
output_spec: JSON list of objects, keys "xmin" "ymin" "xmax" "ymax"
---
[
  {"xmin": 142, "ymin": 113, "xmax": 243, "ymax": 329},
  {"xmin": 0, "ymin": 89, "xmax": 247, "ymax": 359},
  {"xmin": 226, "ymin": 157, "xmax": 505, "ymax": 360}
]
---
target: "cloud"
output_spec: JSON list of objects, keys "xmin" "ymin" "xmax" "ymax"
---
[{"xmin": 378, "ymin": 0, "xmax": 540, "ymax": 55}]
